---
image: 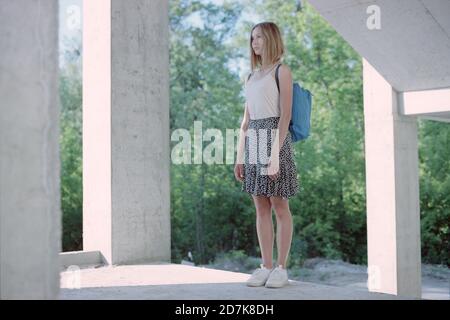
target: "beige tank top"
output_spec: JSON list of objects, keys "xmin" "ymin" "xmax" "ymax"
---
[{"xmin": 244, "ymin": 65, "xmax": 280, "ymax": 120}]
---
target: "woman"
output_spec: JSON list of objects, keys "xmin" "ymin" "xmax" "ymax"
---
[{"xmin": 234, "ymin": 22, "xmax": 299, "ymax": 288}]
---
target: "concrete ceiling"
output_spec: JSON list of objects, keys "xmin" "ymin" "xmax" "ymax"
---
[{"xmin": 306, "ymin": 0, "xmax": 450, "ymax": 93}]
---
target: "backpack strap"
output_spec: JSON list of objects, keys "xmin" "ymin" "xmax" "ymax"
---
[{"xmin": 274, "ymin": 63, "xmax": 282, "ymax": 92}]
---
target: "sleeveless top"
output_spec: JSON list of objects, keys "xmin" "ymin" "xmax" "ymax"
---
[{"xmin": 244, "ymin": 65, "xmax": 280, "ymax": 120}]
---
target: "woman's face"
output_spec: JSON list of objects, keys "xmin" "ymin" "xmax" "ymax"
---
[{"xmin": 251, "ymin": 27, "xmax": 264, "ymax": 56}]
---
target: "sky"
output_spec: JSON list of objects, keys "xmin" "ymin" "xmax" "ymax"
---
[
  {"xmin": 58, "ymin": 0, "xmax": 260, "ymax": 76},
  {"xmin": 59, "ymin": 0, "xmax": 82, "ymax": 68}
]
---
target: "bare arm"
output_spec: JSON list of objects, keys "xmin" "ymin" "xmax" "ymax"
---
[{"xmin": 236, "ymin": 102, "xmax": 250, "ymax": 165}]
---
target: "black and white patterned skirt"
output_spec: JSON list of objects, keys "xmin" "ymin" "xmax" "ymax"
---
[{"xmin": 241, "ymin": 116, "xmax": 300, "ymax": 199}]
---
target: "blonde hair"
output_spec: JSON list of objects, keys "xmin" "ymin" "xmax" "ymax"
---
[{"xmin": 249, "ymin": 22, "xmax": 284, "ymax": 72}]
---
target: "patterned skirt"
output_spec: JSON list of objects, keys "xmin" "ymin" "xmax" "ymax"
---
[{"xmin": 241, "ymin": 116, "xmax": 299, "ymax": 199}]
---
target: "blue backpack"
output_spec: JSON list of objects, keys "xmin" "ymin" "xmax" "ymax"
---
[{"xmin": 275, "ymin": 63, "xmax": 312, "ymax": 142}]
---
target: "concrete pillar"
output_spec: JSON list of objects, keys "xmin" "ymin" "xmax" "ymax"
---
[
  {"xmin": 363, "ymin": 58, "xmax": 421, "ymax": 298},
  {"xmin": 0, "ymin": 1, "xmax": 61, "ymax": 299},
  {"xmin": 83, "ymin": 0, "xmax": 170, "ymax": 265}
]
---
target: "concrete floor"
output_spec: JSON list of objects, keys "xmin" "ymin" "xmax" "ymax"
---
[{"xmin": 59, "ymin": 263, "xmax": 415, "ymax": 300}]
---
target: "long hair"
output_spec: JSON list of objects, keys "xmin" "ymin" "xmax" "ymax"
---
[{"xmin": 249, "ymin": 22, "xmax": 284, "ymax": 72}]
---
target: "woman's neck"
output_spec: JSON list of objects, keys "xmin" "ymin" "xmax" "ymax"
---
[{"xmin": 260, "ymin": 61, "xmax": 279, "ymax": 71}]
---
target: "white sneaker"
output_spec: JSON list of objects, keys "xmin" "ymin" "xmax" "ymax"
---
[
  {"xmin": 246, "ymin": 264, "xmax": 273, "ymax": 287},
  {"xmin": 265, "ymin": 265, "xmax": 289, "ymax": 288}
]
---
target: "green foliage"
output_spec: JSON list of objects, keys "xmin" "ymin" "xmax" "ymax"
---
[
  {"xmin": 59, "ymin": 63, "xmax": 83, "ymax": 252},
  {"xmin": 287, "ymin": 237, "xmax": 308, "ymax": 268},
  {"xmin": 170, "ymin": 0, "xmax": 254, "ymax": 265},
  {"xmin": 418, "ymin": 120, "xmax": 450, "ymax": 266}
]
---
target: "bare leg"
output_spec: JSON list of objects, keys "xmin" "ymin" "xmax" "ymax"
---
[
  {"xmin": 270, "ymin": 196, "xmax": 293, "ymax": 268},
  {"xmin": 252, "ymin": 195, "xmax": 274, "ymax": 269}
]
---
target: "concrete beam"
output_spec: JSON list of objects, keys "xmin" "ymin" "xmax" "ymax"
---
[
  {"xmin": 83, "ymin": 0, "xmax": 170, "ymax": 265},
  {"xmin": 60, "ymin": 251, "xmax": 104, "ymax": 270},
  {"xmin": 0, "ymin": 0, "xmax": 61, "ymax": 299},
  {"xmin": 400, "ymin": 88, "xmax": 450, "ymax": 123},
  {"xmin": 306, "ymin": 0, "xmax": 450, "ymax": 91},
  {"xmin": 363, "ymin": 58, "xmax": 421, "ymax": 298}
]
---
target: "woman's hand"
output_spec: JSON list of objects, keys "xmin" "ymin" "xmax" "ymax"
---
[
  {"xmin": 234, "ymin": 163, "xmax": 244, "ymax": 182},
  {"xmin": 267, "ymin": 157, "xmax": 280, "ymax": 181}
]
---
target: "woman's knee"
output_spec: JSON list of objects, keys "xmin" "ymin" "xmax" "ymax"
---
[
  {"xmin": 270, "ymin": 196, "xmax": 290, "ymax": 217},
  {"xmin": 252, "ymin": 195, "xmax": 272, "ymax": 217}
]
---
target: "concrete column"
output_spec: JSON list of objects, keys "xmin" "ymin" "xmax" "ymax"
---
[
  {"xmin": 0, "ymin": 1, "xmax": 61, "ymax": 299},
  {"xmin": 83, "ymin": 0, "xmax": 170, "ymax": 265},
  {"xmin": 363, "ymin": 58, "xmax": 421, "ymax": 298}
]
